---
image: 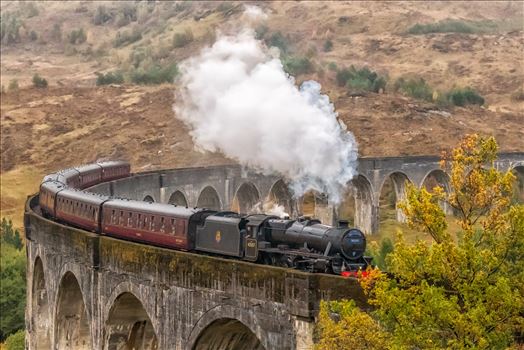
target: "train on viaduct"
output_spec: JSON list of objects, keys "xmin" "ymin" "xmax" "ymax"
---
[{"xmin": 25, "ymin": 153, "xmax": 523, "ymax": 349}]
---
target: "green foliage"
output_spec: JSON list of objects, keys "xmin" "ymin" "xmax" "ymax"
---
[
  {"xmin": 366, "ymin": 237, "xmax": 394, "ymax": 270},
  {"xmin": 327, "ymin": 62, "xmax": 338, "ymax": 72},
  {"xmin": 93, "ymin": 5, "xmax": 112, "ymax": 25},
  {"xmin": 4, "ymin": 329, "xmax": 25, "ymax": 350},
  {"xmin": 283, "ymin": 56, "xmax": 313, "ymax": 76},
  {"xmin": 446, "ymin": 87, "xmax": 485, "ymax": 106},
  {"xmin": 323, "ymin": 39, "xmax": 333, "ymax": 52},
  {"xmin": 316, "ymin": 135, "xmax": 524, "ymax": 349},
  {"xmin": 394, "ymin": 77, "xmax": 433, "ymax": 101},
  {"xmin": 21, "ymin": 2, "xmax": 39, "ymax": 18},
  {"xmin": 266, "ymin": 31, "xmax": 289, "ymax": 54},
  {"xmin": 406, "ymin": 19, "xmax": 500, "ymax": 35},
  {"xmin": 172, "ymin": 29, "xmax": 194, "ymax": 48},
  {"xmin": 68, "ymin": 28, "xmax": 87, "ymax": 45},
  {"xmin": 32, "ymin": 74, "xmax": 48, "ymax": 88},
  {"xmin": 1, "ymin": 12, "xmax": 23, "ymax": 45},
  {"xmin": 95, "ymin": 71, "xmax": 124, "ymax": 86},
  {"xmin": 336, "ymin": 66, "xmax": 387, "ymax": 93},
  {"xmin": 8, "ymin": 79, "xmax": 18, "ymax": 92},
  {"xmin": 115, "ymin": 3, "xmax": 137, "ymax": 27},
  {"xmin": 0, "ymin": 218, "xmax": 26, "ymax": 341},
  {"xmin": 113, "ymin": 28, "xmax": 142, "ymax": 48},
  {"xmin": 130, "ymin": 63, "xmax": 178, "ymax": 85}
]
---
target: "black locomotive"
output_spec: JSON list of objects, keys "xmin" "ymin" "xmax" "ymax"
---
[{"xmin": 194, "ymin": 212, "xmax": 370, "ymax": 275}]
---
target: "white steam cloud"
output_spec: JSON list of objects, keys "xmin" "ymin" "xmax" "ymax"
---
[{"xmin": 174, "ymin": 14, "xmax": 358, "ymax": 204}]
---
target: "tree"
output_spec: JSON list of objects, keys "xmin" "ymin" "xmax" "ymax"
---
[
  {"xmin": 316, "ymin": 134, "xmax": 524, "ymax": 349},
  {"xmin": 0, "ymin": 218, "xmax": 26, "ymax": 340}
]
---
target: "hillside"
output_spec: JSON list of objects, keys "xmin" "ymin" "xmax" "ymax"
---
[{"xmin": 1, "ymin": 1, "xmax": 523, "ymax": 227}]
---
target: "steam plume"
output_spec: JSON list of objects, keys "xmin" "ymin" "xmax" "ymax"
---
[{"xmin": 174, "ymin": 15, "xmax": 358, "ymax": 203}]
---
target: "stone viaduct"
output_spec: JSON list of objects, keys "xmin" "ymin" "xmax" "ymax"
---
[{"xmin": 25, "ymin": 153, "xmax": 523, "ymax": 349}]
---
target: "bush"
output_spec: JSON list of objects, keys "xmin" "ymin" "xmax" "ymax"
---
[
  {"xmin": 323, "ymin": 39, "xmax": 333, "ymax": 52},
  {"xmin": 406, "ymin": 19, "xmax": 499, "ymax": 35},
  {"xmin": 130, "ymin": 63, "xmax": 178, "ymax": 85},
  {"xmin": 327, "ymin": 62, "xmax": 338, "ymax": 71},
  {"xmin": 283, "ymin": 56, "xmax": 313, "ymax": 76},
  {"xmin": 393, "ymin": 77, "xmax": 433, "ymax": 101},
  {"xmin": 32, "ymin": 74, "xmax": 48, "ymax": 88},
  {"xmin": 337, "ymin": 65, "xmax": 387, "ymax": 93},
  {"xmin": 4, "ymin": 329, "xmax": 24, "ymax": 350},
  {"xmin": 172, "ymin": 29, "xmax": 193, "ymax": 48},
  {"xmin": 68, "ymin": 28, "xmax": 87, "ymax": 45},
  {"xmin": 95, "ymin": 71, "xmax": 124, "ymax": 86},
  {"xmin": 113, "ymin": 28, "xmax": 142, "ymax": 48},
  {"xmin": 266, "ymin": 31, "xmax": 289, "ymax": 54},
  {"xmin": 447, "ymin": 87, "xmax": 484, "ymax": 106},
  {"xmin": 8, "ymin": 79, "xmax": 18, "ymax": 91}
]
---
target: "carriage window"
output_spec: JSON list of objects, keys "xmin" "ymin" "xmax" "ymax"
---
[
  {"xmin": 119, "ymin": 211, "xmax": 124, "ymax": 225},
  {"xmin": 144, "ymin": 216, "xmax": 148, "ymax": 229},
  {"xmin": 128, "ymin": 212, "xmax": 132, "ymax": 226},
  {"xmin": 160, "ymin": 217, "xmax": 165, "ymax": 233},
  {"xmin": 92, "ymin": 208, "xmax": 96, "ymax": 219},
  {"xmin": 171, "ymin": 219, "xmax": 176, "ymax": 235},
  {"xmin": 111, "ymin": 210, "xmax": 115, "ymax": 224},
  {"xmin": 151, "ymin": 216, "xmax": 155, "ymax": 231},
  {"xmin": 138, "ymin": 214, "xmax": 142, "ymax": 228}
]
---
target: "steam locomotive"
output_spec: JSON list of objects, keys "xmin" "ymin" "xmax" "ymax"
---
[{"xmin": 39, "ymin": 161, "xmax": 371, "ymax": 275}]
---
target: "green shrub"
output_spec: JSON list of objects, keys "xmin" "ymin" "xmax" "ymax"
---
[
  {"xmin": 95, "ymin": 71, "xmax": 124, "ymax": 86},
  {"xmin": 8, "ymin": 79, "xmax": 18, "ymax": 91},
  {"xmin": 0, "ymin": 218, "xmax": 26, "ymax": 341},
  {"xmin": 172, "ymin": 29, "xmax": 193, "ymax": 48},
  {"xmin": 406, "ymin": 19, "xmax": 499, "ymax": 35},
  {"xmin": 68, "ymin": 28, "xmax": 87, "ymax": 45},
  {"xmin": 130, "ymin": 63, "xmax": 178, "ymax": 85},
  {"xmin": 22, "ymin": 2, "xmax": 39, "ymax": 18},
  {"xmin": 327, "ymin": 62, "xmax": 338, "ymax": 71},
  {"xmin": 283, "ymin": 56, "xmax": 313, "ymax": 76},
  {"xmin": 394, "ymin": 77, "xmax": 433, "ymax": 101},
  {"xmin": 337, "ymin": 65, "xmax": 387, "ymax": 93},
  {"xmin": 113, "ymin": 28, "xmax": 142, "ymax": 48},
  {"xmin": 266, "ymin": 31, "xmax": 289, "ymax": 54},
  {"xmin": 323, "ymin": 39, "xmax": 333, "ymax": 52},
  {"xmin": 32, "ymin": 74, "xmax": 48, "ymax": 88},
  {"xmin": 447, "ymin": 87, "xmax": 484, "ymax": 106},
  {"xmin": 4, "ymin": 329, "xmax": 24, "ymax": 350},
  {"xmin": 366, "ymin": 237, "xmax": 394, "ymax": 270}
]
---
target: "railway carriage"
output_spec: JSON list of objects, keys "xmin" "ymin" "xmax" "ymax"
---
[
  {"xmin": 101, "ymin": 199, "xmax": 213, "ymax": 250},
  {"xmin": 55, "ymin": 188, "xmax": 108, "ymax": 232},
  {"xmin": 99, "ymin": 161, "xmax": 131, "ymax": 182},
  {"xmin": 56, "ymin": 168, "xmax": 82, "ymax": 188},
  {"xmin": 76, "ymin": 164, "xmax": 103, "ymax": 189},
  {"xmin": 39, "ymin": 180, "xmax": 65, "ymax": 218}
]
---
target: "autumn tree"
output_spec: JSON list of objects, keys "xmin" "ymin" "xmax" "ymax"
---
[{"xmin": 316, "ymin": 135, "xmax": 524, "ymax": 349}]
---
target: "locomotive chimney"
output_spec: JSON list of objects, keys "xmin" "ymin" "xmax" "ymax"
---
[{"xmin": 338, "ymin": 220, "xmax": 349, "ymax": 228}]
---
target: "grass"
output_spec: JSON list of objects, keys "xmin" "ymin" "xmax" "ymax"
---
[{"xmin": 406, "ymin": 19, "xmax": 498, "ymax": 35}]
